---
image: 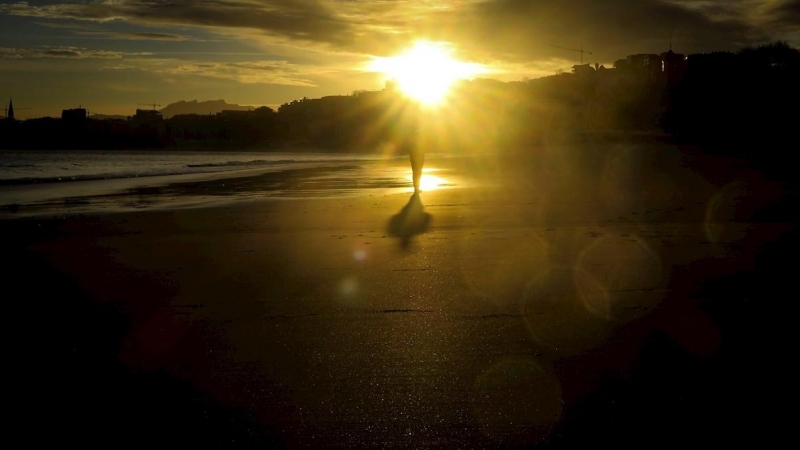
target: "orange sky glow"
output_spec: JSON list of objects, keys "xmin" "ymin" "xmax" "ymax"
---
[{"xmin": 0, "ymin": 1, "xmax": 797, "ymax": 118}]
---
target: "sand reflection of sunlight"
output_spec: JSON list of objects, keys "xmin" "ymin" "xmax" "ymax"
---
[
  {"xmin": 411, "ymin": 168, "xmax": 450, "ymax": 192},
  {"xmin": 575, "ymin": 235, "xmax": 663, "ymax": 322},
  {"xmin": 418, "ymin": 174, "xmax": 446, "ymax": 192}
]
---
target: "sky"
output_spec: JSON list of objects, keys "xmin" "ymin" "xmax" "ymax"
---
[{"xmin": 1, "ymin": 0, "xmax": 798, "ymax": 119}]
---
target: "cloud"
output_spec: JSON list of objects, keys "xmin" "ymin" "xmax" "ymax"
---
[
  {"xmin": 764, "ymin": 0, "xmax": 800, "ymax": 33},
  {"xmin": 0, "ymin": 1, "xmax": 355, "ymax": 46},
  {"xmin": 164, "ymin": 60, "xmax": 319, "ymax": 86},
  {"xmin": 116, "ymin": 56, "xmax": 335, "ymax": 86},
  {"xmin": 421, "ymin": 0, "xmax": 781, "ymax": 63},
  {"xmin": 1, "ymin": 1, "xmax": 797, "ymax": 69},
  {"xmin": 124, "ymin": 32, "xmax": 188, "ymax": 40},
  {"xmin": 0, "ymin": 45, "xmax": 148, "ymax": 59},
  {"xmin": 35, "ymin": 21, "xmax": 190, "ymax": 40}
]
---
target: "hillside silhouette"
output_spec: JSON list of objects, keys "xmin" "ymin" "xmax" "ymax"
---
[{"xmin": 159, "ymin": 100, "xmax": 255, "ymax": 119}]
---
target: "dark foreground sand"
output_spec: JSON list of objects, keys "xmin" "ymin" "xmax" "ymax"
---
[{"xmin": 3, "ymin": 136, "xmax": 796, "ymax": 448}]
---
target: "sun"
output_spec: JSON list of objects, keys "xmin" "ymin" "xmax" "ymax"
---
[{"xmin": 369, "ymin": 41, "xmax": 486, "ymax": 105}]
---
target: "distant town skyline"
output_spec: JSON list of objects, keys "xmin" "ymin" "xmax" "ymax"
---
[{"xmin": 2, "ymin": 0, "xmax": 798, "ymax": 119}]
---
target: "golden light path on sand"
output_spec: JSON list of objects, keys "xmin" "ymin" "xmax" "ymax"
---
[{"xmin": 417, "ymin": 173, "xmax": 447, "ymax": 192}]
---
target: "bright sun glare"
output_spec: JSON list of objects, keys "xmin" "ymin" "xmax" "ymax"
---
[
  {"xmin": 418, "ymin": 174, "xmax": 446, "ymax": 191},
  {"xmin": 369, "ymin": 41, "xmax": 486, "ymax": 105}
]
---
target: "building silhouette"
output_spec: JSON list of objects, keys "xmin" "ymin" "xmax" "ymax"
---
[
  {"xmin": 62, "ymin": 106, "xmax": 87, "ymax": 121},
  {"xmin": 6, "ymin": 98, "xmax": 14, "ymax": 121},
  {"xmin": 660, "ymin": 49, "xmax": 688, "ymax": 80},
  {"xmin": 608, "ymin": 50, "xmax": 687, "ymax": 81},
  {"xmin": 131, "ymin": 108, "xmax": 163, "ymax": 125},
  {"xmin": 571, "ymin": 63, "xmax": 596, "ymax": 77},
  {"xmin": 626, "ymin": 54, "xmax": 663, "ymax": 79}
]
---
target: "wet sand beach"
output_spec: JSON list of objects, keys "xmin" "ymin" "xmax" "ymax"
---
[{"xmin": 3, "ymin": 136, "xmax": 796, "ymax": 448}]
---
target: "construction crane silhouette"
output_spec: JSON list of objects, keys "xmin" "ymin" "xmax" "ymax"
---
[
  {"xmin": 550, "ymin": 45, "xmax": 593, "ymax": 65},
  {"xmin": 138, "ymin": 102, "xmax": 162, "ymax": 110}
]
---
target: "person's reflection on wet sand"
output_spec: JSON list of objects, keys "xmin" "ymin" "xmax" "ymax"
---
[{"xmin": 387, "ymin": 192, "xmax": 432, "ymax": 249}]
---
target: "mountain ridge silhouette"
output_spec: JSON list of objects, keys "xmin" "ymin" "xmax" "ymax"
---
[{"xmin": 159, "ymin": 99, "xmax": 256, "ymax": 119}]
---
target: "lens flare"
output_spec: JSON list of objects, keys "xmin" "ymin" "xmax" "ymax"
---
[
  {"xmin": 575, "ymin": 235, "xmax": 663, "ymax": 322},
  {"xmin": 473, "ymin": 358, "xmax": 563, "ymax": 445},
  {"xmin": 339, "ymin": 276, "xmax": 359, "ymax": 297},
  {"xmin": 520, "ymin": 268, "xmax": 613, "ymax": 354},
  {"xmin": 353, "ymin": 249, "xmax": 367, "ymax": 261}
]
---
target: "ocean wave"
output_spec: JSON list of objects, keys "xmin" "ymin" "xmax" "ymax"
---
[
  {"xmin": 186, "ymin": 159, "xmax": 297, "ymax": 168},
  {"xmin": 0, "ymin": 163, "xmax": 37, "ymax": 168},
  {"xmin": 0, "ymin": 173, "xmax": 147, "ymax": 186},
  {"xmin": 0, "ymin": 160, "xmax": 354, "ymax": 186},
  {"xmin": 0, "ymin": 151, "xmax": 379, "ymax": 187}
]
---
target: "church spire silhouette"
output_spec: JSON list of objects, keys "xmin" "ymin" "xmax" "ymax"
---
[{"xmin": 7, "ymin": 98, "xmax": 14, "ymax": 121}]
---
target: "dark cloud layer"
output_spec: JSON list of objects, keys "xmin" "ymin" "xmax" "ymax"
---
[
  {"xmin": 768, "ymin": 0, "xmax": 800, "ymax": 29},
  {"xmin": 35, "ymin": 21, "xmax": 190, "ymax": 40},
  {"xmin": 424, "ymin": 0, "xmax": 779, "ymax": 62},
  {"xmin": 2, "ymin": 1, "xmax": 355, "ymax": 46},
  {"xmin": 0, "ymin": 45, "xmax": 144, "ymax": 59},
  {"xmin": 123, "ymin": 32, "xmax": 187, "ymax": 41},
  {"xmin": 1, "ymin": 1, "xmax": 798, "ymax": 63}
]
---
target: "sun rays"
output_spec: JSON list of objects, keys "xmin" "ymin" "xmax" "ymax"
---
[{"xmin": 368, "ymin": 41, "xmax": 487, "ymax": 106}]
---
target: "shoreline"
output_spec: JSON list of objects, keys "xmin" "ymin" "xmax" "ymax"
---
[{"xmin": 0, "ymin": 155, "xmax": 422, "ymax": 218}]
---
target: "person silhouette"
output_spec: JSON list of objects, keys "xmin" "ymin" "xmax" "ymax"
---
[
  {"xmin": 392, "ymin": 95, "xmax": 423, "ymax": 191},
  {"xmin": 409, "ymin": 145, "xmax": 424, "ymax": 192}
]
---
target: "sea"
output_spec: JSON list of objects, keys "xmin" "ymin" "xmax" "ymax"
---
[{"xmin": 0, "ymin": 149, "xmax": 411, "ymax": 216}]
